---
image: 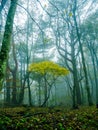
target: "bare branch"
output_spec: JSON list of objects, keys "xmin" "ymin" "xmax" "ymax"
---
[
  {"xmin": 16, "ymin": 2, "xmax": 44, "ymax": 33},
  {"xmin": 36, "ymin": 0, "xmax": 56, "ymax": 17}
]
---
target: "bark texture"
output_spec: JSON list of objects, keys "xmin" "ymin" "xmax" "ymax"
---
[{"xmin": 0, "ymin": 0, "xmax": 18, "ymax": 88}]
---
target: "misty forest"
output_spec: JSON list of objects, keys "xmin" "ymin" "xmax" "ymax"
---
[{"xmin": 0, "ymin": 0, "xmax": 98, "ymax": 129}]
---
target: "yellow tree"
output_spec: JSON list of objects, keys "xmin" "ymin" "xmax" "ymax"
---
[{"xmin": 28, "ymin": 61, "xmax": 69, "ymax": 106}]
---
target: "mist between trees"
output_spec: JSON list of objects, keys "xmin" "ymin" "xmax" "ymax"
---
[{"xmin": 0, "ymin": 0, "xmax": 98, "ymax": 109}]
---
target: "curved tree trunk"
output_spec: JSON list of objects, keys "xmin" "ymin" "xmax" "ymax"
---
[{"xmin": 0, "ymin": 0, "xmax": 18, "ymax": 88}]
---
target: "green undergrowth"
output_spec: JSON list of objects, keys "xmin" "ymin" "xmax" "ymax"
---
[{"xmin": 0, "ymin": 106, "xmax": 98, "ymax": 130}]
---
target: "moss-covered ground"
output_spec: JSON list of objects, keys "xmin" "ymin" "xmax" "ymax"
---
[{"xmin": 0, "ymin": 106, "xmax": 98, "ymax": 130}]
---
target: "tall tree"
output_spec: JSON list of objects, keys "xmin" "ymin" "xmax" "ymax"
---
[
  {"xmin": 0, "ymin": 0, "xmax": 18, "ymax": 88},
  {"xmin": 72, "ymin": 0, "xmax": 93, "ymax": 105},
  {"xmin": 7, "ymin": 41, "xmax": 18, "ymax": 105},
  {"xmin": 28, "ymin": 61, "xmax": 69, "ymax": 107},
  {"xmin": 82, "ymin": 10, "xmax": 98, "ymax": 107}
]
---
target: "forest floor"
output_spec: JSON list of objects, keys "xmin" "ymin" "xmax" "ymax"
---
[{"xmin": 0, "ymin": 106, "xmax": 98, "ymax": 130}]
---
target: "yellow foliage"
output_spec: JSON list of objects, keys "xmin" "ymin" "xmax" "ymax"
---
[
  {"xmin": 69, "ymin": 12, "xmax": 73, "ymax": 17},
  {"xmin": 28, "ymin": 61, "xmax": 69, "ymax": 76}
]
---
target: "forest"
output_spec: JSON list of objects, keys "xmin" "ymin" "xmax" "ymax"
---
[{"xmin": 0, "ymin": 0, "xmax": 98, "ymax": 129}]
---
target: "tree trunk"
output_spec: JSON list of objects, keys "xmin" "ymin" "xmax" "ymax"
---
[
  {"xmin": 27, "ymin": 73, "xmax": 32, "ymax": 106},
  {"xmin": 18, "ymin": 50, "xmax": 25, "ymax": 105},
  {"xmin": 0, "ymin": 0, "xmax": 18, "ymax": 88},
  {"xmin": 11, "ymin": 71, "xmax": 17, "ymax": 105},
  {"xmin": 71, "ymin": 33, "xmax": 81, "ymax": 108},
  {"xmin": 18, "ymin": 75, "xmax": 27, "ymax": 105},
  {"xmin": 93, "ymin": 50, "xmax": 98, "ymax": 107},
  {"xmin": 5, "ymin": 67, "xmax": 11, "ymax": 105},
  {"xmin": 72, "ymin": 0, "xmax": 93, "ymax": 106},
  {"xmin": 0, "ymin": 0, "xmax": 8, "ymax": 13},
  {"xmin": 7, "ymin": 39, "xmax": 18, "ymax": 105},
  {"xmin": 38, "ymin": 81, "xmax": 41, "ymax": 106},
  {"xmin": 44, "ymin": 75, "xmax": 48, "ymax": 107}
]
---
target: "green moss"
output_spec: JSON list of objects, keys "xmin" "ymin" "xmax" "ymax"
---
[{"xmin": 0, "ymin": 106, "xmax": 98, "ymax": 129}]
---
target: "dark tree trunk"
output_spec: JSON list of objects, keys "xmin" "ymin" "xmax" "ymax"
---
[
  {"xmin": 18, "ymin": 74, "xmax": 27, "ymax": 105},
  {"xmin": 7, "ymin": 40, "xmax": 18, "ymax": 106},
  {"xmin": 92, "ymin": 49, "xmax": 98, "ymax": 107},
  {"xmin": 38, "ymin": 81, "xmax": 41, "ymax": 106},
  {"xmin": 27, "ymin": 74, "xmax": 32, "ymax": 106},
  {"xmin": 5, "ymin": 68, "xmax": 11, "ymax": 105},
  {"xmin": 11, "ymin": 71, "xmax": 17, "ymax": 105},
  {"xmin": 0, "ymin": 0, "xmax": 18, "ymax": 87}
]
